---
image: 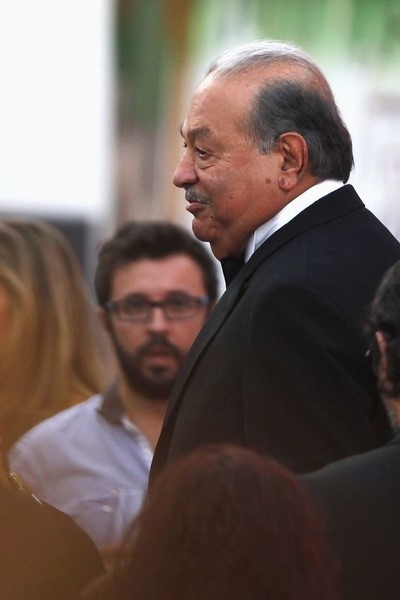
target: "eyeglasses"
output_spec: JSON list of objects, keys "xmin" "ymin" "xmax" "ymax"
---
[{"xmin": 104, "ymin": 293, "xmax": 210, "ymax": 323}]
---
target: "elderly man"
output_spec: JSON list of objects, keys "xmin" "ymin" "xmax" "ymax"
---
[{"xmin": 150, "ymin": 40, "xmax": 400, "ymax": 480}]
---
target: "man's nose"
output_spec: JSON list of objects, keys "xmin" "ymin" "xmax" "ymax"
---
[
  {"xmin": 146, "ymin": 306, "xmax": 169, "ymax": 331},
  {"xmin": 172, "ymin": 153, "xmax": 198, "ymax": 188}
]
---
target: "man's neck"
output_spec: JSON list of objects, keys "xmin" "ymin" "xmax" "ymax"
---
[{"xmin": 117, "ymin": 378, "xmax": 168, "ymax": 450}]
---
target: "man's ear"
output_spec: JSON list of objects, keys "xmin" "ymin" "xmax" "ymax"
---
[{"xmin": 276, "ymin": 132, "xmax": 308, "ymax": 191}]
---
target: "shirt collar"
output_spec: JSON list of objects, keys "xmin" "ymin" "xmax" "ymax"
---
[
  {"xmin": 98, "ymin": 381, "xmax": 146, "ymax": 437},
  {"xmin": 98, "ymin": 381, "xmax": 125, "ymax": 424},
  {"xmin": 244, "ymin": 180, "xmax": 343, "ymax": 262}
]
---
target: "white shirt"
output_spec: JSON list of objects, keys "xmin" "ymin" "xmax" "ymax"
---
[
  {"xmin": 8, "ymin": 393, "xmax": 153, "ymax": 549},
  {"xmin": 245, "ymin": 180, "xmax": 343, "ymax": 262}
]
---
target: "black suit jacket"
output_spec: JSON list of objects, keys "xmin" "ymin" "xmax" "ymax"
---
[
  {"xmin": 301, "ymin": 434, "xmax": 400, "ymax": 600},
  {"xmin": 151, "ymin": 185, "xmax": 400, "ymax": 479}
]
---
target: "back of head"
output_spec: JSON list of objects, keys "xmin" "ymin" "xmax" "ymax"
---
[
  {"xmin": 364, "ymin": 260, "xmax": 400, "ymax": 398},
  {"xmin": 206, "ymin": 39, "xmax": 353, "ymax": 183},
  {"xmin": 94, "ymin": 220, "xmax": 219, "ymax": 307},
  {"xmin": 0, "ymin": 219, "xmax": 104, "ymax": 449},
  {"xmin": 117, "ymin": 444, "xmax": 338, "ymax": 600}
]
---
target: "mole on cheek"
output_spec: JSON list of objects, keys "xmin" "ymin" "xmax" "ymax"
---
[{"xmin": 265, "ymin": 177, "xmax": 271, "ymax": 184}]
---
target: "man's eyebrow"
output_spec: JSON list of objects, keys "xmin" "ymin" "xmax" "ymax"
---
[{"xmin": 179, "ymin": 124, "xmax": 214, "ymax": 144}]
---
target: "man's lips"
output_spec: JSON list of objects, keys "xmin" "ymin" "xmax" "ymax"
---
[
  {"xmin": 140, "ymin": 340, "xmax": 180, "ymax": 361},
  {"xmin": 144, "ymin": 347, "xmax": 174, "ymax": 357},
  {"xmin": 142, "ymin": 352, "xmax": 175, "ymax": 369},
  {"xmin": 185, "ymin": 195, "xmax": 210, "ymax": 217},
  {"xmin": 186, "ymin": 201, "xmax": 208, "ymax": 215}
]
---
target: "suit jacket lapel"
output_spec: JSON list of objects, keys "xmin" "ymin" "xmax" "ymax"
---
[
  {"xmin": 165, "ymin": 185, "xmax": 363, "ymax": 421},
  {"xmin": 163, "ymin": 272, "xmax": 244, "ymax": 420}
]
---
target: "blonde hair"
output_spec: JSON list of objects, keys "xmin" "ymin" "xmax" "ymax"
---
[{"xmin": 0, "ymin": 219, "xmax": 105, "ymax": 449}]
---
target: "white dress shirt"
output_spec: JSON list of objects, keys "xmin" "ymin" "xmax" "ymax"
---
[{"xmin": 245, "ymin": 180, "xmax": 343, "ymax": 262}]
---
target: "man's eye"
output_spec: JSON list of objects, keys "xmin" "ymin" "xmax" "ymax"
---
[
  {"xmin": 168, "ymin": 298, "xmax": 187, "ymax": 306},
  {"xmin": 167, "ymin": 296, "xmax": 190, "ymax": 309},
  {"xmin": 124, "ymin": 299, "xmax": 147, "ymax": 312},
  {"xmin": 195, "ymin": 147, "xmax": 208, "ymax": 159}
]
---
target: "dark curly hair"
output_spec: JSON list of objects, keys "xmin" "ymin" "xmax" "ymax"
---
[
  {"xmin": 94, "ymin": 220, "xmax": 219, "ymax": 307},
  {"xmin": 88, "ymin": 445, "xmax": 340, "ymax": 600}
]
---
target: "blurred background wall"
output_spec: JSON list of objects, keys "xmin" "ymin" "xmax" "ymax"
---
[
  {"xmin": 1, "ymin": 0, "xmax": 399, "ymax": 277},
  {"xmin": 0, "ymin": 0, "xmax": 114, "ymax": 275}
]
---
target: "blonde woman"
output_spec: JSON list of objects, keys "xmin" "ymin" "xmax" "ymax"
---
[{"xmin": 0, "ymin": 218, "xmax": 105, "ymax": 450}]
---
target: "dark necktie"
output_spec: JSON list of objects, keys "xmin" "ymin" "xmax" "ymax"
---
[{"xmin": 221, "ymin": 256, "xmax": 245, "ymax": 286}]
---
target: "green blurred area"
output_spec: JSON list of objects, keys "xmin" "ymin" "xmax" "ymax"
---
[{"xmin": 117, "ymin": 0, "xmax": 400, "ymax": 126}]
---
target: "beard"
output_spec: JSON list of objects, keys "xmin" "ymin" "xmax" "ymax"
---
[{"xmin": 110, "ymin": 330, "xmax": 184, "ymax": 401}]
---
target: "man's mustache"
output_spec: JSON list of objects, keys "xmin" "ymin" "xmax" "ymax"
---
[
  {"xmin": 185, "ymin": 187, "xmax": 211, "ymax": 205},
  {"xmin": 138, "ymin": 335, "xmax": 182, "ymax": 361}
]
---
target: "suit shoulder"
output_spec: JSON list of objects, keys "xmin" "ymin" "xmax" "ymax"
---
[{"xmin": 301, "ymin": 442, "xmax": 400, "ymax": 498}]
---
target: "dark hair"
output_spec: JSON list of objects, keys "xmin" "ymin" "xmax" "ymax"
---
[
  {"xmin": 207, "ymin": 39, "xmax": 353, "ymax": 183},
  {"xmin": 364, "ymin": 260, "xmax": 400, "ymax": 397},
  {"xmin": 105, "ymin": 445, "xmax": 338, "ymax": 600},
  {"xmin": 94, "ymin": 221, "xmax": 219, "ymax": 306},
  {"xmin": 248, "ymin": 80, "xmax": 353, "ymax": 182}
]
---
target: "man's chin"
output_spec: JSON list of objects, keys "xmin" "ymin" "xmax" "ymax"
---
[
  {"xmin": 192, "ymin": 220, "xmax": 211, "ymax": 242},
  {"xmin": 125, "ymin": 370, "xmax": 176, "ymax": 401},
  {"xmin": 137, "ymin": 380, "xmax": 174, "ymax": 402},
  {"xmin": 118, "ymin": 352, "xmax": 180, "ymax": 400},
  {"xmin": 144, "ymin": 360, "xmax": 178, "ymax": 378}
]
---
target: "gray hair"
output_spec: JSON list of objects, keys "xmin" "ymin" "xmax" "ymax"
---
[
  {"xmin": 205, "ymin": 40, "xmax": 354, "ymax": 183},
  {"xmin": 206, "ymin": 40, "xmax": 321, "ymax": 78}
]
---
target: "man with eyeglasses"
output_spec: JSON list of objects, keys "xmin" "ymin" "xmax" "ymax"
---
[{"xmin": 9, "ymin": 221, "xmax": 219, "ymax": 557}]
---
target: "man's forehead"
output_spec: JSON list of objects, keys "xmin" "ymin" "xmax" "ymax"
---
[
  {"xmin": 179, "ymin": 75, "xmax": 252, "ymax": 142},
  {"xmin": 179, "ymin": 122, "xmax": 216, "ymax": 144}
]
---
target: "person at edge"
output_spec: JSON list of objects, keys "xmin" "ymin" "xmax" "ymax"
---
[{"xmin": 302, "ymin": 260, "xmax": 400, "ymax": 600}]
